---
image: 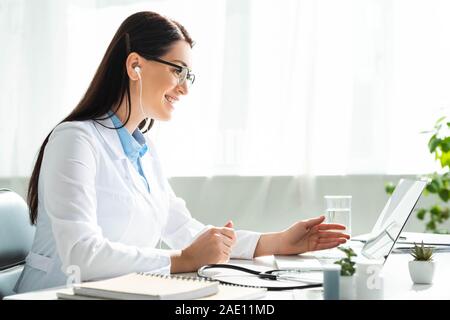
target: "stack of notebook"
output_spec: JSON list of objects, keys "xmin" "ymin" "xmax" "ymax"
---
[{"xmin": 56, "ymin": 272, "xmax": 267, "ymax": 300}]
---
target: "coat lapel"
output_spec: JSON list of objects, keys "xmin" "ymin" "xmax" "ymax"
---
[
  {"xmin": 92, "ymin": 117, "xmax": 127, "ymax": 161},
  {"xmin": 93, "ymin": 116, "xmax": 153, "ymax": 204}
]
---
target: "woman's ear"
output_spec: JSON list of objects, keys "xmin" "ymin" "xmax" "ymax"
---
[{"xmin": 126, "ymin": 52, "xmax": 141, "ymax": 81}]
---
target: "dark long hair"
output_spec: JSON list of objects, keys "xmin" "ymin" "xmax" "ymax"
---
[{"xmin": 28, "ymin": 11, "xmax": 194, "ymax": 224}]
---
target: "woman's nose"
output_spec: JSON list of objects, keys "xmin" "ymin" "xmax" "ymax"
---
[{"xmin": 177, "ymin": 81, "xmax": 189, "ymax": 95}]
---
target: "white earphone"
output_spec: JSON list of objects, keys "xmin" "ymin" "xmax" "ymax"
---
[
  {"xmin": 134, "ymin": 66, "xmax": 141, "ymax": 76},
  {"xmin": 133, "ymin": 65, "xmax": 148, "ymax": 125}
]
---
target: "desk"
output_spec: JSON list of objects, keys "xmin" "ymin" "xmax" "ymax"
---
[{"xmin": 4, "ymin": 252, "xmax": 450, "ymax": 300}]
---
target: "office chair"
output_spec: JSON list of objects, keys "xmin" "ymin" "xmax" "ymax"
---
[{"xmin": 0, "ymin": 189, "xmax": 35, "ymax": 299}]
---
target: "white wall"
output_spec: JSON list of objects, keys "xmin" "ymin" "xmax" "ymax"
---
[{"xmin": 2, "ymin": 175, "xmax": 448, "ymax": 235}]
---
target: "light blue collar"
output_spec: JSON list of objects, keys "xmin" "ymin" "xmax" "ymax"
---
[{"xmin": 109, "ymin": 112, "xmax": 148, "ymax": 162}]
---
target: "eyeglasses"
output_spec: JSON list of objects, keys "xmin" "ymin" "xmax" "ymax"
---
[{"xmin": 147, "ymin": 57, "xmax": 195, "ymax": 87}]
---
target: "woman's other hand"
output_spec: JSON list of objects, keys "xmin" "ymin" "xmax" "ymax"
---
[
  {"xmin": 171, "ymin": 221, "xmax": 236, "ymax": 272},
  {"xmin": 254, "ymin": 215, "xmax": 350, "ymax": 257}
]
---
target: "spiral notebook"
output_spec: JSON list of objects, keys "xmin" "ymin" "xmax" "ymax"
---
[
  {"xmin": 70, "ymin": 273, "xmax": 219, "ymax": 300},
  {"xmin": 59, "ymin": 272, "xmax": 266, "ymax": 300}
]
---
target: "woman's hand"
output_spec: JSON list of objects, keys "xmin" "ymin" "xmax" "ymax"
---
[
  {"xmin": 171, "ymin": 221, "xmax": 236, "ymax": 273},
  {"xmin": 276, "ymin": 215, "xmax": 350, "ymax": 255},
  {"xmin": 254, "ymin": 216, "xmax": 350, "ymax": 257}
]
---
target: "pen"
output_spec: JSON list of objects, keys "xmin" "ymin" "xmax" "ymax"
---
[
  {"xmin": 276, "ymin": 274, "xmax": 322, "ymax": 284},
  {"xmin": 274, "ymin": 267, "xmax": 324, "ymax": 273}
]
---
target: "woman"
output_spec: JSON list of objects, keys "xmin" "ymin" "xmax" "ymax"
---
[{"xmin": 15, "ymin": 11, "xmax": 349, "ymax": 293}]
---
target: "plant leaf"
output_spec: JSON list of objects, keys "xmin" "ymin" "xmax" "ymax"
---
[
  {"xmin": 428, "ymin": 135, "xmax": 441, "ymax": 153},
  {"xmin": 440, "ymin": 151, "xmax": 450, "ymax": 169},
  {"xmin": 435, "ymin": 116, "xmax": 446, "ymax": 128},
  {"xmin": 417, "ymin": 208, "xmax": 426, "ymax": 220},
  {"xmin": 385, "ymin": 182, "xmax": 396, "ymax": 195},
  {"xmin": 441, "ymin": 137, "xmax": 450, "ymax": 152},
  {"xmin": 426, "ymin": 220, "xmax": 437, "ymax": 232},
  {"xmin": 438, "ymin": 189, "xmax": 450, "ymax": 202},
  {"xmin": 426, "ymin": 180, "xmax": 439, "ymax": 193}
]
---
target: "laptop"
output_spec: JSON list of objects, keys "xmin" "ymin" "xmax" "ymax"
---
[{"xmin": 275, "ymin": 179, "xmax": 428, "ymax": 270}]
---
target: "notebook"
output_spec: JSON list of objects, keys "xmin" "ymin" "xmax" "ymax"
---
[
  {"xmin": 57, "ymin": 282, "xmax": 266, "ymax": 300},
  {"xmin": 70, "ymin": 273, "xmax": 219, "ymax": 300}
]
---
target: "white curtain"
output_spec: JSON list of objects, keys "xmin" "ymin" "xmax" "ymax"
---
[{"xmin": 1, "ymin": 0, "xmax": 449, "ymax": 178}]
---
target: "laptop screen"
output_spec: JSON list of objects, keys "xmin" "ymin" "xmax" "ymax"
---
[{"xmin": 361, "ymin": 179, "xmax": 427, "ymax": 260}]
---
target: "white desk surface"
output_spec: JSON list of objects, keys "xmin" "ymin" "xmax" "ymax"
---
[{"xmin": 4, "ymin": 251, "xmax": 450, "ymax": 300}]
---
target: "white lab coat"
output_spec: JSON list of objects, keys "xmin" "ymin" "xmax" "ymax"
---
[{"xmin": 15, "ymin": 117, "xmax": 261, "ymax": 293}]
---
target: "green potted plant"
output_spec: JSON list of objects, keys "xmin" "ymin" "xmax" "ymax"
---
[
  {"xmin": 385, "ymin": 116, "xmax": 450, "ymax": 234},
  {"xmin": 408, "ymin": 241, "xmax": 436, "ymax": 284},
  {"xmin": 334, "ymin": 247, "xmax": 357, "ymax": 299}
]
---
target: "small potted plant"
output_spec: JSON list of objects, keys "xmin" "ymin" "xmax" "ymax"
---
[
  {"xmin": 334, "ymin": 247, "xmax": 357, "ymax": 299},
  {"xmin": 408, "ymin": 241, "xmax": 436, "ymax": 285}
]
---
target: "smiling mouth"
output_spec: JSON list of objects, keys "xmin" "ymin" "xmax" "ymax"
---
[{"xmin": 164, "ymin": 95, "xmax": 177, "ymax": 104}]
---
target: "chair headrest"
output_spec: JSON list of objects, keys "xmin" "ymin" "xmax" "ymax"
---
[{"xmin": 0, "ymin": 189, "xmax": 35, "ymax": 271}]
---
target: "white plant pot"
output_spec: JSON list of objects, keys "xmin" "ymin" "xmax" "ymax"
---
[
  {"xmin": 408, "ymin": 260, "xmax": 436, "ymax": 284},
  {"xmin": 339, "ymin": 275, "xmax": 355, "ymax": 300}
]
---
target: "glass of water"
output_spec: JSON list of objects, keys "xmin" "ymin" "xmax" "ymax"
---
[{"xmin": 324, "ymin": 195, "xmax": 352, "ymax": 236}]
